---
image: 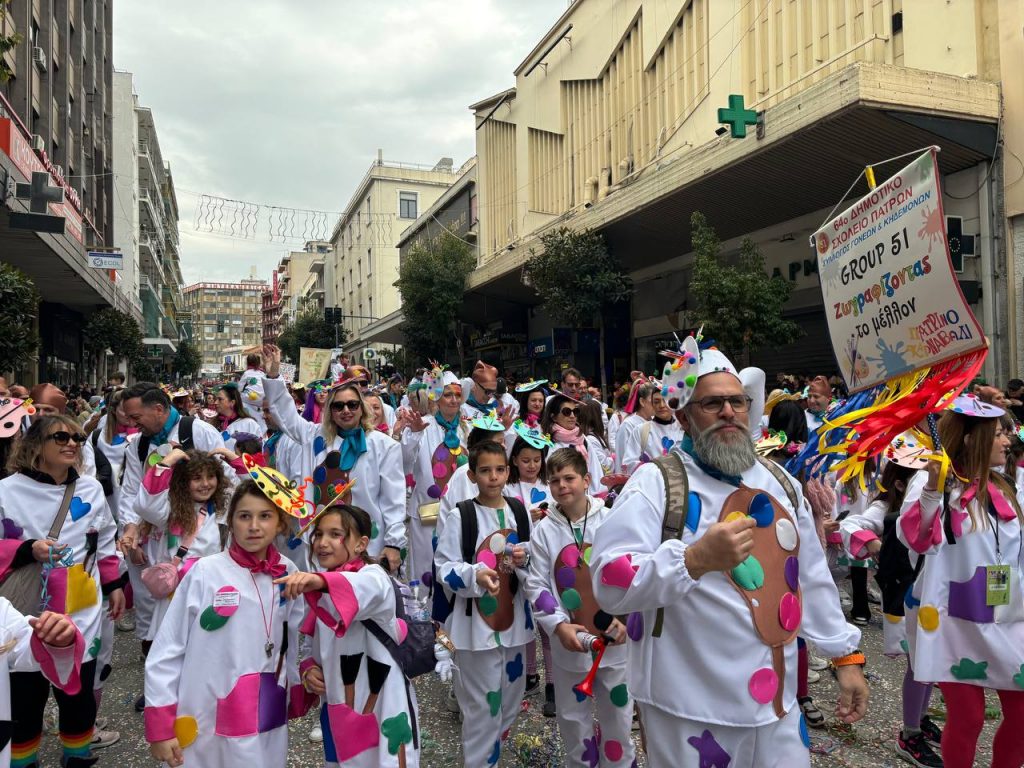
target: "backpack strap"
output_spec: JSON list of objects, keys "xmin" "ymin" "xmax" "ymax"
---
[
  {"xmin": 362, "ymin": 615, "xmax": 420, "ymax": 749},
  {"xmin": 503, "ymin": 495, "xmax": 530, "ymax": 597},
  {"xmin": 456, "ymin": 500, "xmax": 478, "ymax": 617},
  {"xmin": 755, "ymin": 456, "xmax": 799, "ymax": 513},
  {"xmin": 137, "ymin": 415, "xmax": 196, "ymax": 463},
  {"xmin": 652, "ymin": 452, "xmax": 689, "ymax": 637},
  {"xmin": 942, "ymin": 489, "xmax": 957, "ymax": 545},
  {"xmin": 639, "ymin": 420, "xmax": 653, "ymax": 459}
]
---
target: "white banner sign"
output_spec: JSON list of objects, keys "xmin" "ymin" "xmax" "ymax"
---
[
  {"xmin": 88, "ymin": 251, "xmax": 123, "ymax": 270},
  {"xmin": 279, "ymin": 362, "xmax": 296, "ymax": 384},
  {"xmin": 814, "ymin": 150, "xmax": 985, "ymax": 392}
]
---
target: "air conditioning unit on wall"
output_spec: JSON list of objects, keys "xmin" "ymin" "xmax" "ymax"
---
[{"xmin": 32, "ymin": 47, "xmax": 47, "ymax": 71}]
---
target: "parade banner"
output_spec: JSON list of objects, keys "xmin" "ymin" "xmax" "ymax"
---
[
  {"xmin": 298, "ymin": 347, "xmax": 331, "ymax": 384},
  {"xmin": 814, "ymin": 150, "xmax": 985, "ymax": 393},
  {"xmin": 279, "ymin": 362, "xmax": 296, "ymax": 384}
]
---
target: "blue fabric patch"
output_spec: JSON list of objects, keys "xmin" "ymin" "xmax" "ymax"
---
[
  {"xmin": 443, "ymin": 569, "xmax": 466, "ymax": 591},
  {"xmin": 505, "ymin": 652, "xmax": 523, "ymax": 683},
  {"xmin": 530, "ymin": 488, "xmax": 547, "ymax": 504},
  {"xmin": 487, "ymin": 739, "xmax": 501, "ymax": 766},
  {"xmin": 313, "ymin": 435, "xmax": 326, "ymax": 455},
  {"xmin": 312, "ymin": 466, "xmax": 327, "ymax": 484},
  {"xmin": 69, "ymin": 496, "xmax": 92, "ymax": 521},
  {"xmin": 799, "ymin": 712, "xmax": 811, "ymax": 748},
  {"xmin": 524, "ymin": 602, "xmax": 534, "ymax": 630},
  {"xmin": 320, "ymin": 704, "xmax": 337, "ymax": 763},
  {"xmin": 684, "ymin": 491, "xmax": 702, "ymax": 533}
]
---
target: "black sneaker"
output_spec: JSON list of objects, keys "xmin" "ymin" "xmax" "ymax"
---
[
  {"xmin": 543, "ymin": 683, "xmax": 556, "ymax": 718},
  {"xmin": 919, "ymin": 716, "xmax": 943, "ymax": 745},
  {"xmin": 896, "ymin": 731, "xmax": 943, "ymax": 767},
  {"xmin": 798, "ymin": 696, "xmax": 825, "ymax": 728},
  {"xmin": 134, "ymin": 693, "xmax": 146, "ymax": 712},
  {"xmin": 851, "ymin": 614, "xmax": 870, "ymax": 626},
  {"xmin": 524, "ymin": 673, "xmax": 540, "ymax": 697}
]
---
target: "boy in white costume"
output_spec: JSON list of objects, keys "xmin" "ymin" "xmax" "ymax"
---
[
  {"xmin": 590, "ymin": 336, "xmax": 867, "ymax": 768},
  {"xmin": 434, "ymin": 442, "xmax": 532, "ymax": 766},
  {"xmin": 525, "ymin": 448, "xmax": 634, "ymax": 767}
]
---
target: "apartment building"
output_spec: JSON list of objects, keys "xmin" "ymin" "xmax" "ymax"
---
[
  {"xmin": 182, "ymin": 278, "xmax": 267, "ymax": 375},
  {"xmin": 465, "ymin": 0, "xmax": 1023, "ymax": 384},
  {"xmin": 276, "ymin": 240, "xmax": 329, "ymax": 326}
]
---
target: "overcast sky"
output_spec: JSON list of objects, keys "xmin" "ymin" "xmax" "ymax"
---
[{"xmin": 112, "ymin": 1, "xmax": 567, "ymax": 286}]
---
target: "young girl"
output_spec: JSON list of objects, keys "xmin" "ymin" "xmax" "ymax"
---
[
  {"xmin": 524, "ymin": 448, "xmax": 634, "ymax": 767},
  {"xmin": 833, "ymin": 459, "xmax": 879, "ymax": 626},
  {"xmin": 145, "ymin": 479, "xmax": 312, "ymax": 768},
  {"xmin": 276, "ymin": 505, "xmax": 420, "ymax": 767},
  {"xmin": 841, "ymin": 441, "xmax": 941, "ymax": 766},
  {"xmin": 899, "ymin": 395, "xmax": 1024, "ymax": 768},
  {"xmin": 506, "ymin": 422, "xmax": 555, "ymax": 712}
]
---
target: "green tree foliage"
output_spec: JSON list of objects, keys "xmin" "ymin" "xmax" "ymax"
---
[
  {"xmin": 0, "ymin": 1, "xmax": 22, "ymax": 84},
  {"xmin": 0, "ymin": 263, "xmax": 40, "ymax": 374},
  {"xmin": 689, "ymin": 211, "xmax": 802, "ymax": 365},
  {"xmin": 396, "ymin": 230, "xmax": 476, "ymax": 364},
  {"xmin": 524, "ymin": 228, "xmax": 631, "ymax": 393},
  {"xmin": 173, "ymin": 340, "xmax": 202, "ymax": 380},
  {"xmin": 277, "ymin": 305, "xmax": 345, "ymax": 363},
  {"xmin": 84, "ymin": 308, "xmax": 144, "ymax": 360}
]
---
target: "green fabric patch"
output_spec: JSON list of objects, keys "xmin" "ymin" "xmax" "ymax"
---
[{"xmin": 381, "ymin": 712, "xmax": 413, "ymax": 755}]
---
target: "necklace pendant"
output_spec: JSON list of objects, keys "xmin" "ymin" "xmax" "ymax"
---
[{"xmin": 265, "ymin": 641, "xmax": 274, "ymax": 658}]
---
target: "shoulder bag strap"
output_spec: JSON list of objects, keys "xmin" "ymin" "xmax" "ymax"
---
[
  {"xmin": 652, "ymin": 453, "xmax": 688, "ymax": 637},
  {"xmin": 755, "ymin": 456, "xmax": 800, "ymax": 512},
  {"xmin": 361, "ymin": 617, "xmax": 420, "ymax": 748},
  {"xmin": 49, "ymin": 481, "xmax": 77, "ymax": 539}
]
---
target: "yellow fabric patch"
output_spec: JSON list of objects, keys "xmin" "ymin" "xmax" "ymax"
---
[
  {"xmin": 918, "ymin": 605, "xmax": 940, "ymax": 632},
  {"xmin": 884, "ymin": 613, "xmax": 903, "ymax": 624},
  {"xmin": 65, "ymin": 564, "xmax": 98, "ymax": 615},
  {"xmin": 174, "ymin": 715, "xmax": 199, "ymax": 748},
  {"xmin": 725, "ymin": 511, "xmax": 747, "ymax": 523}
]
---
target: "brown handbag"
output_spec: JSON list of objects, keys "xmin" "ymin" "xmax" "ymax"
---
[{"xmin": 0, "ymin": 481, "xmax": 77, "ymax": 616}]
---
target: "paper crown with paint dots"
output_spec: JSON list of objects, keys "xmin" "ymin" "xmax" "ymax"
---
[
  {"xmin": 658, "ymin": 328, "xmax": 738, "ymax": 411},
  {"xmin": 241, "ymin": 454, "xmax": 311, "ymax": 519}
]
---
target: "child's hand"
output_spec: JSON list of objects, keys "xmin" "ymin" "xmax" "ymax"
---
[
  {"xmin": 476, "ymin": 567, "xmax": 500, "ymax": 596},
  {"xmin": 29, "ymin": 611, "xmax": 77, "ymax": 647},
  {"xmin": 554, "ymin": 621, "xmax": 589, "ymax": 652},
  {"xmin": 529, "ymin": 506, "xmax": 546, "ymax": 523},
  {"xmin": 273, "ymin": 572, "xmax": 326, "ymax": 600},
  {"xmin": 302, "ymin": 664, "xmax": 326, "ymax": 696},
  {"xmin": 606, "ymin": 618, "xmax": 628, "ymax": 646},
  {"xmin": 161, "ymin": 448, "xmax": 190, "ymax": 466},
  {"xmin": 866, "ymin": 539, "xmax": 882, "ymax": 556},
  {"xmin": 150, "ymin": 738, "xmax": 184, "ymax": 767},
  {"xmin": 511, "ymin": 545, "xmax": 528, "ymax": 567},
  {"xmin": 213, "ymin": 446, "xmax": 239, "ymax": 462}
]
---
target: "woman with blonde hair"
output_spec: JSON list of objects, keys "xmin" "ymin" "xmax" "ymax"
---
[
  {"xmin": 260, "ymin": 344, "xmax": 405, "ymax": 573},
  {"xmin": 899, "ymin": 394, "xmax": 1024, "ymax": 768}
]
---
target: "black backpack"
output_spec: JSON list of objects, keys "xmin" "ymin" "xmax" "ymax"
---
[
  {"xmin": 89, "ymin": 430, "xmax": 114, "ymax": 497},
  {"xmin": 430, "ymin": 496, "xmax": 530, "ymax": 623},
  {"xmin": 362, "ymin": 574, "xmax": 436, "ymax": 679},
  {"xmin": 137, "ymin": 416, "xmax": 196, "ymax": 462}
]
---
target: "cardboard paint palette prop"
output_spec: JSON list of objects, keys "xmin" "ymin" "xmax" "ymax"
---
[
  {"xmin": 298, "ymin": 450, "xmax": 357, "ymax": 536},
  {"xmin": 241, "ymin": 455, "xmax": 310, "ymax": 519},
  {"xmin": 0, "ymin": 398, "xmax": 33, "ymax": 437},
  {"xmin": 554, "ymin": 542, "xmax": 608, "ymax": 636},
  {"xmin": 474, "ymin": 529, "xmax": 521, "ymax": 631},
  {"xmin": 718, "ymin": 486, "xmax": 801, "ymax": 718}
]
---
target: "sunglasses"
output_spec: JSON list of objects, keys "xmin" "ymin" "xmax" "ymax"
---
[
  {"xmin": 559, "ymin": 407, "xmax": 580, "ymax": 418},
  {"xmin": 47, "ymin": 431, "xmax": 87, "ymax": 446},
  {"xmin": 330, "ymin": 400, "xmax": 362, "ymax": 412}
]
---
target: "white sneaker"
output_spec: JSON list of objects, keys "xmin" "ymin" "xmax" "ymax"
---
[
  {"xmin": 91, "ymin": 727, "xmax": 121, "ymax": 749},
  {"xmin": 446, "ymin": 688, "xmax": 461, "ymax": 714},
  {"xmin": 116, "ymin": 612, "xmax": 136, "ymax": 633},
  {"xmin": 808, "ymin": 655, "xmax": 829, "ymax": 671},
  {"xmin": 839, "ymin": 594, "xmax": 853, "ymax": 612},
  {"xmin": 806, "ymin": 669, "xmax": 821, "ymax": 684},
  {"xmin": 308, "ymin": 724, "xmax": 323, "ymax": 743}
]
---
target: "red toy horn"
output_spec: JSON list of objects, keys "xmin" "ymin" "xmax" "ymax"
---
[{"xmin": 572, "ymin": 633, "xmax": 607, "ymax": 699}]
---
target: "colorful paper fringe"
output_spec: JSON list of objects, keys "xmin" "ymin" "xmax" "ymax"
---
[{"xmin": 786, "ymin": 349, "xmax": 986, "ymax": 491}]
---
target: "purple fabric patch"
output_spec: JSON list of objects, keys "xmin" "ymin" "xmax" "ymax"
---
[
  {"xmin": 626, "ymin": 612, "xmax": 644, "ymax": 641},
  {"xmin": 948, "ymin": 566, "xmax": 994, "ymax": 624},
  {"xmin": 257, "ymin": 673, "xmax": 287, "ymax": 733},
  {"xmin": 556, "ymin": 567, "xmax": 577, "ymax": 590},
  {"xmin": 784, "ymin": 556, "xmax": 799, "ymax": 592}
]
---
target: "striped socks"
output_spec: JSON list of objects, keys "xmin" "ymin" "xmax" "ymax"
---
[
  {"xmin": 59, "ymin": 728, "xmax": 94, "ymax": 760},
  {"xmin": 10, "ymin": 734, "xmax": 41, "ymax": 767}
]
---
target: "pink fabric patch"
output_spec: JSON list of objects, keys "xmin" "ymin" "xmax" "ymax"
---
[
  {"xmin": 145, "ymin": 703, "xmax": 178, "ymax": 743},
  {"xmin": 325, "ymin": 702, "xmax": 379, "ymax": 761},
  {"xmin": 142, "ymin": 464, "xmax": 173, "ymax": 494},
  {"xmin": 604, "ymin": 739, "xmax": 624, "ymax": 762},
  {"xmin": 215, "ymin": 672, "xmax": 287, "ymax": 737},
  {"xmin": 177, "ymin": 557, "xmax": 200, "ymax": 583},
  {"xmin": 405, "ymin": 474, "xmax": 415, "ymax": 489},
  {"xmin": 826, "ymin": 531, "xmax": 843, "ymax": 545},
  {"xmin": 779, "ymin": 592, "xmax": 801, "ymax": 632},
  {"xmin": 0, "ymin": 539, "xmax": 21, "ymax": 580},
  {"xmin": 560, "ymin": 547, "xmax": 580, "ymax": 569},
  {"xmin": 477, "ymin": 550, "xmax": 497, "ymax": 570},
  {"xmin": 227, "ymin": 457, "xmax": 248, "ymax": 476},
  {"xmin": 849, "ymin": 530, "xmax": 879, "ymax": 561},
  {"xmin": 899, "ymin": 501, "xmax": 943, "ymax": 554},
  {"xmin": 287, "ymin": 683, "xmax": 318, "ymax": 720},
  {"xmin": 321, "ymin": 571, "xmax": 360, "ymax": 637},
  {"xmin": 600, "ymin": 554, "xmax": 637, "ymax": 590},
  {"xmin": 98, "ymin": 555, "xmax": 121, "ymax": 587},
  {"xmin": 748, "ymin": 667, "xmax": 778, "ymax": 704},
  {"xmin": 31, "ymin": 626, "xmax": 83, "ymax": 695},
  {"xmin": 44, "ymin": 568, "xmax": 69, "ymax": 614},
  {"xmin": 395, "ymin": 618, "xmax": 408, "ymax": 645}
]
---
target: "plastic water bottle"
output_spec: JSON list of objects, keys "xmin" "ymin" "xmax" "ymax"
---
[{"xmin": 407, "ymin": 579, "xmax": 430, "ymax": 622}]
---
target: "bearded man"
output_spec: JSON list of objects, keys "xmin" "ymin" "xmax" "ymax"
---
[{"xmin": 591, "ymin": 341, "xmax": 867, "ymax": 768}]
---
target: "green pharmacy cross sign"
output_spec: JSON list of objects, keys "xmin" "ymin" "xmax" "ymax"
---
[{"xmin": 717, "ymin": 94, "xmax": 758, "ymax": 138}]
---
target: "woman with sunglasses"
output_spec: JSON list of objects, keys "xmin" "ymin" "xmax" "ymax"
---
[
  {"xmin": 0, "ymin": 416, "xmax": 125, "ymax": 767},
  {"xmin": 541, "ymin": 393, "xmax": 606, "ymax": 495},
  {"xmin": 261, "ymin": 344, "xmax": 406, "ymax": 574}
]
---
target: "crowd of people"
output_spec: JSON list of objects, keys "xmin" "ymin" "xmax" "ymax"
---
[{"xmin": 0, "ymin": 344, "xmax": 1021, "ymax": 767}]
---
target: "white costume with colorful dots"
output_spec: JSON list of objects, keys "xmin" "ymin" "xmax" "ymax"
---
[
  {"xmin": 264, "ymin": 377, "xmax": 406, "ymax": 559},
  {"xmin": 303, "ymin": 565, "xmax": 420, "ymax": 767},
  {"xmin": 144, "ymin": 549, "xmax": 310, "ymax": 768},
  {"xmin": 898, "ymin": 473, "xmax": 1024, "ymax": 688},
  {"xmin": 435, "ymin": 500, "xmax": 533, "ymax": 767},
  {"xmin": 401, "ymin": 417, "xmax": 470, "ymax": 586},
  {"xmin": 525, "ymin": 496, "xmax": 635, "ymax": 768},
  {"xmin": 591, "ymin": 453, "xmax": 860, "ymax": 768},
  {"xmin": 216, "ymin": 416, "xmax": 262, "ymax": 453}
]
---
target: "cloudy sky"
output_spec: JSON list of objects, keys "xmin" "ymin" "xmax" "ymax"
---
[{"xmin": 112, "ymin": 1, "xmax": 567, "ymax": 285}]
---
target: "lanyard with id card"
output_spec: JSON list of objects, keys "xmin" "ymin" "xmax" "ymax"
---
[{"xmin": 985, "ymin": 498, "xmax": 1024, "ymax": 622}]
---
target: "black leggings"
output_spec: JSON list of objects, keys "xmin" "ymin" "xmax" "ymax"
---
[
  {"xmin": 11, "ymin": 659, "xmax": 97, "ymax": 747},
  {"xmin": 850, "ymin": 567, "xmax": 870, "ymax": 620}
]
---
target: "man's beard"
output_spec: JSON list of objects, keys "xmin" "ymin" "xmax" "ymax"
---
[{"xmin": 690, "ymin": 418, "xmax": 757, "ymax": 476}]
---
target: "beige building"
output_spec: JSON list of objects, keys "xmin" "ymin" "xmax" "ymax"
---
[
  {"xmin": 182, "ymin": 278, "xmax": 267, "ymax": 375},
  {"xmin": 466, "ymin": 0, "xmax": 1022, "ymax": 384},
  {"xmin": 327, "ymin": 153, "xmax": 457, "ymax": 351},
  {"xmin": 276, "ymin": 240, "xmax": 330, "ymax": 326}
]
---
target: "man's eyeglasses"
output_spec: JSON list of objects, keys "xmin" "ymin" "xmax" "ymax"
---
[
  {"xmin": 690, "ymin": 396, "xmax": 753, "ymax": 414},
  {"xmin": 481, "ymin": 388, "xmax": 497, "ymax": 397},
  {"xmin": 47, "ymin": 431, "xmax": 87, "ymax": 446},
  {"xmin": 330, "ymin": 400, "xmax": 362, "ymax": 413},
  {"xmin": 559, "ymin": 407, "xmax": 580, "ymax": 418}
]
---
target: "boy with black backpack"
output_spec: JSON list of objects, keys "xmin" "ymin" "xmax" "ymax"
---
[{"xmin": 434, "ymin": 441, "xmax": 533, "ymax": 766}]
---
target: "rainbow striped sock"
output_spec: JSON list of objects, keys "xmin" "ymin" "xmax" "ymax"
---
[
  {"xmin": 10, "ymin": 734, "xmax": 42, "ymax": 767},
  {"xmin": 60, "ymin": 728, "xmax": 93, "ymax": 758}
]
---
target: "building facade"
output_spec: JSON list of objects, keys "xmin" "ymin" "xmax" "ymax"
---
[
  {"xmin": 182, "ymin": 279, "xmax": 267, "ymax": 376},
  {"xmin": 327, "ymin": 153, "xmax": 457, "ymax": 352},
  {"xmin": 0, "ymin": 0, "xmax": 130, "ymax": 385},
  {"xmin": 111, "ymin": 70, "xmax": 185, "ymax": 378},
  {"xmin": 261, "ymin": 286, "xmax": 281, "ymax": 347},
  {"xmin": 465, "ymin": 0, "xmax": 1022, "ymax": 386},
  {"xmin": 276, "ymin": 240, "xmax": 329, "ymax": 327}
]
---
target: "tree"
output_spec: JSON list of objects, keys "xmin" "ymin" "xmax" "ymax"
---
[
  {"xmin": 84, "ymin": 307, "xmax": 145, "ymax": 360},
  {"xmin": 396, "ymin": 230, "xmax": 476, "ymax": 365},
  {"xmin": 524, "ymin": 227, "xmax": 632, "ymax": 396},
  {"xmin": 688, "ymin": 211, "xmax": 802, "ymax": 366},
  {"xmin": 173, "ymin": 340, "xmax": 202, "ymax": 381},
  {"xmin": 0, "ymin": 1, "xmax": 22, "ymax": 84},
  {"xmin": 277, "ymin": 305, "xmax": 345, "ymax": 364},
  {"xmin": 0, "ymin": 263, "xmax": 40, "ymax": 375}
]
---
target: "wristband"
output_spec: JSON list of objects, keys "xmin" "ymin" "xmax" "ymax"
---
[{"xmin": 832, "ymin": 650, "xmax": 866, "ymax": 668}]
